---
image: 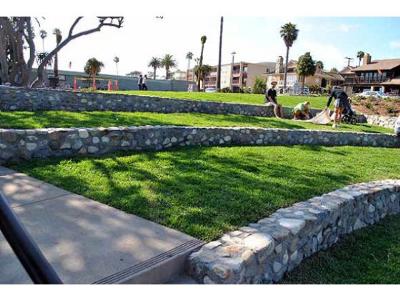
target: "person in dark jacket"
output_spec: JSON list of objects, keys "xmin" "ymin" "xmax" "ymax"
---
[
  {"xmin": 142, "ymin": 75, "xmax": 148, "ymax": 90},
  {"xmin": 265, "ymin": 81, "xmax": 283, "ymax": 118},
  {"xmin": 326, "ymin": 89, "xmax": 350, "ymax": 128},
  {"xmin": 138, "ymin": 75, "xmax": 143, "ymax": 90}
]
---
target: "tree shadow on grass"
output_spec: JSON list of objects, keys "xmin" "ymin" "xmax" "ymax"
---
[{"xmin": 9, "ymin": 145, "xmax": 365, "ymax": 241}]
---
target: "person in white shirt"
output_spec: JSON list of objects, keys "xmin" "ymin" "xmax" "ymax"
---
[
  {"xmin": 395, "ymin": 115, "xmax": 400, "ymax": 136},
  {"xmin": 142, "ymin": 75, "xmax": 148, "ymax": 90}
]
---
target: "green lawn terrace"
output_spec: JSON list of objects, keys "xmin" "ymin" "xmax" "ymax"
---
[
  {"xmin": 0, "ymin": 111, "xmax": 392, "ymax": 134},
  {"xmin": 108, "ymin": 90, "xmax": 328, "ymax": 109},
  {"xmin": 10, "ymin": 145, "xmax": 400, "ymax": 242},
  {"xmin": 283, "ymin": 214, "xmax": 400, "ymax": 284}
]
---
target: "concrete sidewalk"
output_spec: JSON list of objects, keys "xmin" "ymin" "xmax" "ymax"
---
[{"xmin": 0, "ymin": 166, "xmax": 202, "ymax": 284}]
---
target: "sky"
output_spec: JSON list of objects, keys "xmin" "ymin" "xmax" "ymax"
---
[{"xmin": 32, "ymin": 16, "xmax": 400, "ymax": 76}]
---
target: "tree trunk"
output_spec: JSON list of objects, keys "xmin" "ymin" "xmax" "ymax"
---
[
  {"xmin": 166, "ymin": 67, "xmax": 169, "ymax": 80},
  {"xmin": 216, "ymin": 16, "xmax": 223, "ymax": 91},
  {"xmin": 283, "ymin": 46, "xmax": 290, "ymax": 90},
  {"xmin": 198, "ymin": 44, "xmax": 205, "ymax": 91},
  {"xmin": 302, "ymin": 76, "xmax": 305, "ymax": 94},
  {"xmin": 186, "ymin": 59, "xmax": 190, "ymax": 83},
  {"xmin": 31, "ymin": 17, "xmax": 124, "ymax": 88},
  {"xmin": 153, "ymin": 67, "xmax": 157, "ymax": 80},
  {"xmin": 54, "ymin": 53, "xmax": 59, "ymax": 78}
]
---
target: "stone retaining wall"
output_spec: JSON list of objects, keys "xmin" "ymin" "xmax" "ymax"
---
[
  {"xmin": 0, "ymin": 86, "xmax": 276, "ymax": 117},
  {"xmin": 187, "ymin": 180, "xmax": 400, "ymax": 284},
  {"xmin": 0, "ymin": 126, "xmax": 399, "ymax": 164},
  {"xmin": 364, "ymin": 114, "xmax": 398, "ymax": 129}
]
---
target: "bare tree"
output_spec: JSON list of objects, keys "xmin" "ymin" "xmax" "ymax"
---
[
  {"xmin": 31, "ymin": 16, "xmax": 124, "ymax": 87},
  {"xmin": 0, "ymin": 17, "xmax": 36, "ymax": 86}
]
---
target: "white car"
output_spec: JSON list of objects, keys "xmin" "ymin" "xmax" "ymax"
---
[
  {"xmin": 358, "ymin": 90, "xmax": 389, "ymax": 99},
  {"xmin": 205, "ymin": 87, "xmax": 217, "ymax": 93}
]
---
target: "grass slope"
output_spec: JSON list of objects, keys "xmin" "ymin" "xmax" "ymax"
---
[
  {"xmin": 10, "ymin": 145, "xmax": 400, "ymax": 241},
  {"xmin": 282, "ymin": 215, "xmax": 400, "ymax": 284},
  {"xmin": 0, "ymin": 111, "xmax": 392, "ymax": 134},
  {"xmin": 110, "ymin": 91, "xmax": 328, "ymax": 109}
]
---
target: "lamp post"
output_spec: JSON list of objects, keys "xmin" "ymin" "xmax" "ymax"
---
[
  {"xmin": 230, "ymin": 51, "xmax": 236, "ymax": 92},
  {"xmin": 216, "ymin": 16, "xmax": 223, "ymax": 91}
]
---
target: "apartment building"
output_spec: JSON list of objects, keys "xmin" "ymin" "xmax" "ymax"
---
[
  {"xmin": 265, "ymin": 56, "xmax": 344, "ymax": 92},
  {"xmin": 340, "ymin": 53, "xmax": 400, "ymax": 95},
  {"xmin": 190, "ymin": 61, "xmax": 275, "ymax": 92}
]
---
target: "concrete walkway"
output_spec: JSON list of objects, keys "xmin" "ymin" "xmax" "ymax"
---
[{"xmin": 0, "ymin": 166, "xmax": 202, "ymax": 284}]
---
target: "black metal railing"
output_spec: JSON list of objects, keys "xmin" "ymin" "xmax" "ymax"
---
[{"xmin": 0, "ymin": 192, "xmax": 62, "ymax": 284}]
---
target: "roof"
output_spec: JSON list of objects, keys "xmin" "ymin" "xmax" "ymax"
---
[
  {"xmin": 382, "ymin": 77, "xmax": 400, "ymax": 85},
  {"xmin": 352, "ymin": 59, "xmax": 400, "ymax": 71},
  {"xmin": 320, "ymin": 72, "xmax": 344, "ymax": 81},
  {"xmin": 340, "ymin": 66, "xmax": 357, "ymax": 74}
]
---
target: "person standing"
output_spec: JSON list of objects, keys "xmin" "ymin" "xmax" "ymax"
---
[
  {"xmin": 326, "ymin": 89, "xmax": 350, "ymax": 128},
  {"xmin": 265, "ymin": 81, "xmax": 283, "ymax": 118},
  {"xmin": 138, "ymin": 75, "xmax": 143, "ymax": 90},
  {"xmin": 142, "ymin": 75, "xmax": 148, "ymax": 90},
  {"xmin": 395, "ymin": 114, "xmax": 400, "ymax": 136}
]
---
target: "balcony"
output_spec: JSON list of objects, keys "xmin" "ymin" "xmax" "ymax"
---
[
  {"xmin": 344, "ymin": 75, "xmax": 388, "ymax": 85},
  {"xmin": 232, "ymin": 79, "xmax": 240, "ymax": 85}
]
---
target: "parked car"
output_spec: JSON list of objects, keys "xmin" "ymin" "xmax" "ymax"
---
[
  {"xmin": 205, "ymin": 87, "xmax": 217, "ymax": 93},
  {"xmin": 358, "ymin": 90, "xmax": 389, "ymax": 99}
]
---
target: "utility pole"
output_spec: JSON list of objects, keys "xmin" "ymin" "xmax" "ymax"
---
[
  {"xmin": 345, "ymin": 57, "xmax": 354, "ymax": 67},
  {"xmin": 230, "ymin": 51, "xmax": 236, "ymax": 92},
  {"xmin": 216, "ymin": 16, "xmax": 223, "ymax": 91}
]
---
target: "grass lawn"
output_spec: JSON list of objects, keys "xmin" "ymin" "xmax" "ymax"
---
[
  {"xmin": 0, "ymin": 111, "xmax": 392, "ymax": 134},
  {"xmin": 9, "ymin": 145, "xmax": 400, "ymax": 241},
  {"xmin": 110, "ymin": 90, "xmax": 328, "ymax": 109},
  {"xmin": 282, "ymin": 215, "xmax": 400, "ymax": 284}
]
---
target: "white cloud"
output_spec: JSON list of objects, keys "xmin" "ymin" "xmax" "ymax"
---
[
  {"xmin": 390, "ymin": 41, "xmax": 400, "ymax": 49},
  {"xmin": 291, "ymin": 40, "xmax": 347, "ymax": 70},
  {"xmin": 338, "ymin": 24, "xmax": 360, "ymax": 32}
]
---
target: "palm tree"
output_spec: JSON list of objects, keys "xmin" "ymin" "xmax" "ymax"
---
[
  {"xmin": 197, "ymin": 35, "xmax": 207, "ymax": 90},
  {"xmin": 280, "ymin": 23, "xmax": 299, "ymax": 90},
  {"xmin": 161, "ymin": 54, "xmax": 177, "ymax": 79},
  {"xmin": 357, "ymin": 51, "xmax": 365, "ymax": 66},
  {"xmin": 315, "ymin": 60, "xmax": 324, "ymax": 71},
  {"xmin": 39, "ymin": 30, "xmax": 47, "ymax": 52},
  {"xmin": 53, "ymin": 28, "xmax": 62, "ymax": 80},
  {"xmin": 148, "ymin": 57, "xmax": 161, "ymax": 80},
  {"xmin": 194, "ymin": 64, "xmax": 213, "ymax": 90},
  {"xmin": 84, "ymin": 58, "xmax": 104, "ymax": 90},
  {"xmin": 185, "ymin": 52, "xmax": 194, "ymax": 81},
  {"xmin": 113, "ymin": 56, "xmax": 120, "ymax": 76},
  {"xmin": 296, "ymin": 52, "xmax": 316, "ymax": 93}
]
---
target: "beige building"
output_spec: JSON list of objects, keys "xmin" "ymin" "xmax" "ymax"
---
[
  {"xmin": 172, "ymin": 70, "xmax": 188, "ymax": 81},
  {"xmin": 264, "ymin": 56, "xmax": 344, "ymax": 93},
  {"xmin": 189, "ymin": 61, "xmax": 275, "ymax": 92}
]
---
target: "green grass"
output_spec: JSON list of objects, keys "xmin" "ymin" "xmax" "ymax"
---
[
  {"xmin": 0, "ymin": 111, "xmax": 392, "ymax": 134},
  {"xmin": 109, "ymin": 90, "xmax": 328, "ymax": 109},
  {"xmin": 282, "ymin": 215, "xmax": 400, "ymax": 284},
  {"xmin": 9, "ymin": 145, "xmax": 400, "ymax": 241}
]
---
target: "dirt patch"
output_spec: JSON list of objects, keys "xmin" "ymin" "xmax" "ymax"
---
[{"xmin": 351, "ymin": 98, "xmax": 400, "ymax": 117}]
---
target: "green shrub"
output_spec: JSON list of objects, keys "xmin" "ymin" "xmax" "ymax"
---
[
  {"xmin": 252, "ymin": 77, "xmax": 266, "ymax": 94},
  {"xmin": 386, "ymin": 106, "xmax": 396, "ymax": 114},
  {"xmin": 220, "ymin": 87, "xmax": 231, "ymax": 93},
  {"xmin": 365, "ymin": 101, "xmax": 373, "ymax": 110}
]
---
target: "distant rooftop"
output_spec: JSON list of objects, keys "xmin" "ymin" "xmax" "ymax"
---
[{"xmin": 353, "ymin": 58, "xmax": 400, "ymax": 71}]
